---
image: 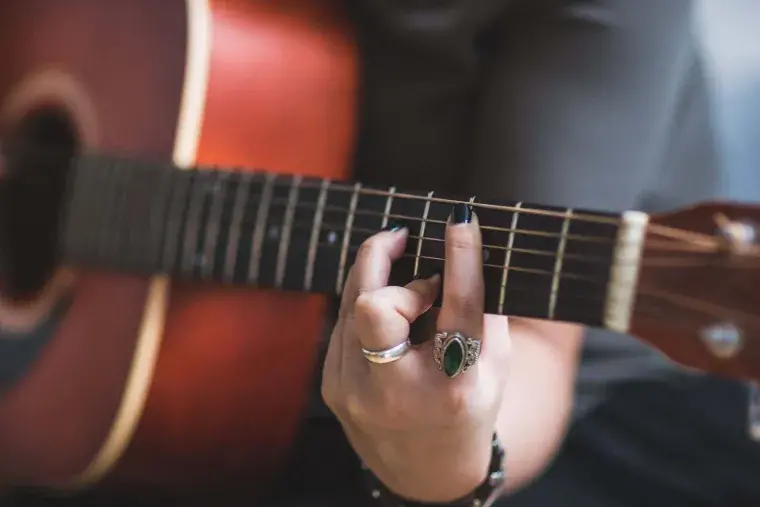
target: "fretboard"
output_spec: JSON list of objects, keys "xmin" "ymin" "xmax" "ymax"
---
[{"xmin": 59, "ymin": 155, "xmax": 634, "ymax": 329}]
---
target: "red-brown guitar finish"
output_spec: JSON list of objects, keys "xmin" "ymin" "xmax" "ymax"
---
[{"xmin": 0, "ymin": 0, "xmax": 357, "ymax": 494}]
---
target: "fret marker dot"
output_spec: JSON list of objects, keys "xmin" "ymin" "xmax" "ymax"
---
[
  {"xmin": 267, "ymin": 225, "xmax": 280, "ymax": 240},
  {"xmin": 482, "ymin": 248, "xmax": 490, "ymax": 262},
  {"xmin": 327, "ymin": 230, "xmax": 338, "ymax": 245}
]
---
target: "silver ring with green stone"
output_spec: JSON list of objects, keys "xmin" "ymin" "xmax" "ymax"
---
[{"xmin": 433, "ymin": 331, "xmax": 482, "ymax": 378}]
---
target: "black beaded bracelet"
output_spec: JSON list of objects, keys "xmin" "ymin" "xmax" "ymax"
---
[{"xmin": 360, "ymin": 433, "xmax": 506, "ymax": 507}]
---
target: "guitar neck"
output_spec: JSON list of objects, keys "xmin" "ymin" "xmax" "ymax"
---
[{"xmin": 59, "ymin": 155, "xmax": 649, "ymax": 332}]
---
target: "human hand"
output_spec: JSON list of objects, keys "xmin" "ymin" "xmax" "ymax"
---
[{"xmin": 321, "ymin": 203, "xmax": 511, "ymax": 503}]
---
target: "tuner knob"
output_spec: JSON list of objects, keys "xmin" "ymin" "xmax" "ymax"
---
[{"xmin": 699, "ymin": 322, "xmax": 743, "ymax": 359}]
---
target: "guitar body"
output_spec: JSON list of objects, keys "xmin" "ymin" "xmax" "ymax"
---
[{"xmin": 0, "ymin": 0, "xmax": 357, "ymax": 494}]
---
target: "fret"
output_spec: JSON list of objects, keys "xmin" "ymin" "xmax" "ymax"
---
[
  {"xmin": 180, "ymin": 169, "xmax": 210, "ymax": 277},
  {"xmin": 381, "ymin": 186, "xmax": 396, "ymax": 229},
  {"xmin": 256, "ymin": 174, "xmax": 306, "ymax": 288},
  {"xmin": 336, "ymin": 182, "xmax": 361, "ymax": 295},
  {"xmin": 414, "ymin": 191, "xmax": 435, "ymax": 278},
  {"xmin": 340, "ymin": 186, "xmax": 390, "ymax": 283},
  {"xmin": 87, "ymin": 159, "xmax": 119, "ymax": 264},
  {"xmin": 247, "ymin": 172, "xmax": 275, "ymax": 284},
  {"xmin": 144, "ymin": 165, "xmax": 175, "ymax": 272},
  {"xmin": 308, "ymin": 182, "xmax": 353, "ymax": 294},
  {"xmin": 201, "ymin": 170, "xmax": 229, "ymax": 280},
  {"xmin": 498, "ymin": 202, "xmax": 521, "ymax": 315},
  {"xmin": 473, "ymin": 201, "xmax": 528, "ymax": 316},
  {"xmin": 61, "ymin": 158, "xmax": 93, "ymax": 264},
  {"xmin": 161, "ymin": 169, "xmax": 194, "ymax": 274},
  {"xmin": 275, "ymin": 175, "xmax": 302, "ymax": 289},
  {"xmin": 390, "ymin": 190, "xmax": 439, "ymax": 287},
  {"xmin": 277, "ymin": 176, "xmax": 324, "ymax": 291},
  {"xmin": 304, "ymin": 179, "xmax": 330, "ymax": 291},
  {"xmin": 553, "ymin": 213, "xmax": 619, "ymax": 326},
  {"xmin": 96, "ymin": 159, "xmax": 121, "ymax": 264},
  {"xmin": 548, "ymin": 208, "xmax": 573, "ymax": 319},
  {"xmin": 499, "ymin": 203, "xmax": 566, "ymax": 319},
  {"xmin": 223, "ymin": 171, "xmax": 253, "ymax": 283}
]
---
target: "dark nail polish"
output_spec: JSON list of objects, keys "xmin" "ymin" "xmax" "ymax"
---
[
  {"xmin": 382, "ymin": 220, "xmax": 406, "ymax": 232},
  {"xmin": 450, "ymin": 203, "xmax": 472, "ymax": 225}
]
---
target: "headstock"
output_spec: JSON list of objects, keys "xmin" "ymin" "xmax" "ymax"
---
[{"xmin": 630, "ymin": 201, "xmax": 760, "ymax": 383}]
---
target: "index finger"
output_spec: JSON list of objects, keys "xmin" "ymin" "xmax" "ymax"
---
[{"xmin": 338, "ymin": 225, "xmax": 409, "ymax": 317}]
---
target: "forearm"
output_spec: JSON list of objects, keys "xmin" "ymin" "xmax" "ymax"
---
[{"xmin": 496, "ymin": 318, "xmax": 584, "ymax": 493}]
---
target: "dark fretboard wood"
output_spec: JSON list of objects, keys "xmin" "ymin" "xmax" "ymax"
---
[{"xmin": 60, "ymin": 155, "xmax": 624, "ymax": 328}]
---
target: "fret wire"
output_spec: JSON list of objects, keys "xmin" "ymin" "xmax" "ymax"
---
[
  {"xmin": 275, "ymin": 175, "xmax": 302, "ymax": 289},
  {"xmin": 202, "ymin": 171, "xmax": 229, "ymax": 279},
  {"xmin": 498, "ymin": 202, "xmax": 522, "ymax": 315},
  {"xmin": 414, "ymin": 191, "xmax": 435, "ymax": 277},
  {"xmin": 223, "ymin": 171, "xmax": 253, "ymax": 283},
  {"xmin": 304, "ymin": 179, "xmax": 330, "ymax": 291},
  {"xmin": 548, "ymin": 208, "xmax": 573, "ymax": 319},
  {"xmin": 180, "ymin": 170, "xmax": 208, "ymax": 276},
  {"xmin": 247, "ymin": 173, "xmax": 275, "ymax": 284},
  {"xmin": 381, "ymin": 186, "xmax": 396, "ymax": 229},
  {"xmin": 97, "ymin": 161, "xmax": 120, "ymax": 263},
  {"xmin": 161, "ymin": 170, "xmax": 193, "ymax": 273},
  {"xmin": 336, "ymin": 182, "xmax": 361, "ymax": 295},
  {"xmin": 148, "ymin": 169, "xmax": 174, "ymax": 272}
]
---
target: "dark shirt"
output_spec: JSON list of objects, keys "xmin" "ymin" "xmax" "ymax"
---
[{"xmin": 6, "ymin": 1, "xmax": 760, "ymax": 506}]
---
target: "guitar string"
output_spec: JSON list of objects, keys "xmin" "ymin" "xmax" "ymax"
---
[
  {"xmin": 87, "ymin": 164, "xmax": 722, "ymax": 249},
  {"xmin": 182, "ymin": 169, "xmax": 721, "ymax": 246},
  {"xmin": 636, "ymin": 286, "xmax": 760, "ymax": 326},
  {"xmin": 217, "ymin": 219, "xmax": 744, "ymax": 287},
  {"xmin": 187, "ymin": 196, "xmax": 754, "ymax": 263}
]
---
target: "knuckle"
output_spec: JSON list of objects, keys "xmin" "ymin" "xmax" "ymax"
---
[
  {"xmin": 447, "ymin": 295, "xmax": 482, "ymax": 321},
  {"xmin": 344, "ymin": 391, "xmax": 373, "ymax": 425},
  {"xmin": 354, "ymin": 291, "xmax": 386, "ymax": 325},
  {"xmin": 442, "ymin": 385, "xmax": 473, "ymax": 419},
  {"xmin": 447, "ymin": 228, "xmax": 479, "ymax": 252},
  {"xmin": 357, "ymin": 237, "xmax": 380, "ymax": 260},
  {"xmin": 378, "ymin": 388, "xmax": 412, "ymax": 422}
]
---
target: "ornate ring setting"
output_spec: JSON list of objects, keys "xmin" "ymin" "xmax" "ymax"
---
[
  {"xmin": 361, "ymin": 339, "xmax": 412, "ymax": 365},
  {"xmin": 433, "ymin": 331, "xmax": 482, "ymax": 378}
]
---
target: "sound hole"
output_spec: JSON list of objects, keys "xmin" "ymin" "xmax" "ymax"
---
[{"xmin": 0, "ymin": 105, "xmax": 79, "ymax": 301}]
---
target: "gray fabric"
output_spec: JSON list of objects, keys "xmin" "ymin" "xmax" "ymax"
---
[{"xmin": 350, "ymin": 0, "xmax": 722, "ymax": 420}]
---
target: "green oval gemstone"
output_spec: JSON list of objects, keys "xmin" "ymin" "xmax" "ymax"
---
[{"xmin": 443, "ymin": 337, "xmax": 465, "ymax": 378}]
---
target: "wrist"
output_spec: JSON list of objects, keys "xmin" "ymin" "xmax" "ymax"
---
[
  {"xmin": 361, "ymin": 433, "xmax": 506, "ymax": 506},
  {"xmin": 374, "ymin": 433, "xmax": 491, "ymax": 501}
]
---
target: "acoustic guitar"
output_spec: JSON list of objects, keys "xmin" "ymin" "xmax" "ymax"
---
[{"xmin": 0, "ymin": 0, "xmax": 758, "ymax": 499}]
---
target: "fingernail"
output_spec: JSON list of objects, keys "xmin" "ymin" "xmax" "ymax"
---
[
  {"xmin": 450, "ymin": 203, "xmax": 472, "ymax": 225},
  {"xmin": 413, "ymin": 267, "xmax": 442, "ymax": 281},
  {"xmin": 382, "ymin": 220, "xmax": 407, "ymax": 232}
]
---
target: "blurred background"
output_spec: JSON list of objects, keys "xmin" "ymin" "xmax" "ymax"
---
[{"xmin": 697, "ymin": 0, "xmax": 760, "ymax": 199}]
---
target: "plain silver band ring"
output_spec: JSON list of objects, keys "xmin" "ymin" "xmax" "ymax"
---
[{"xmin": 361, "ymin": 339, "xmax": 412, "ymax": 364}]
